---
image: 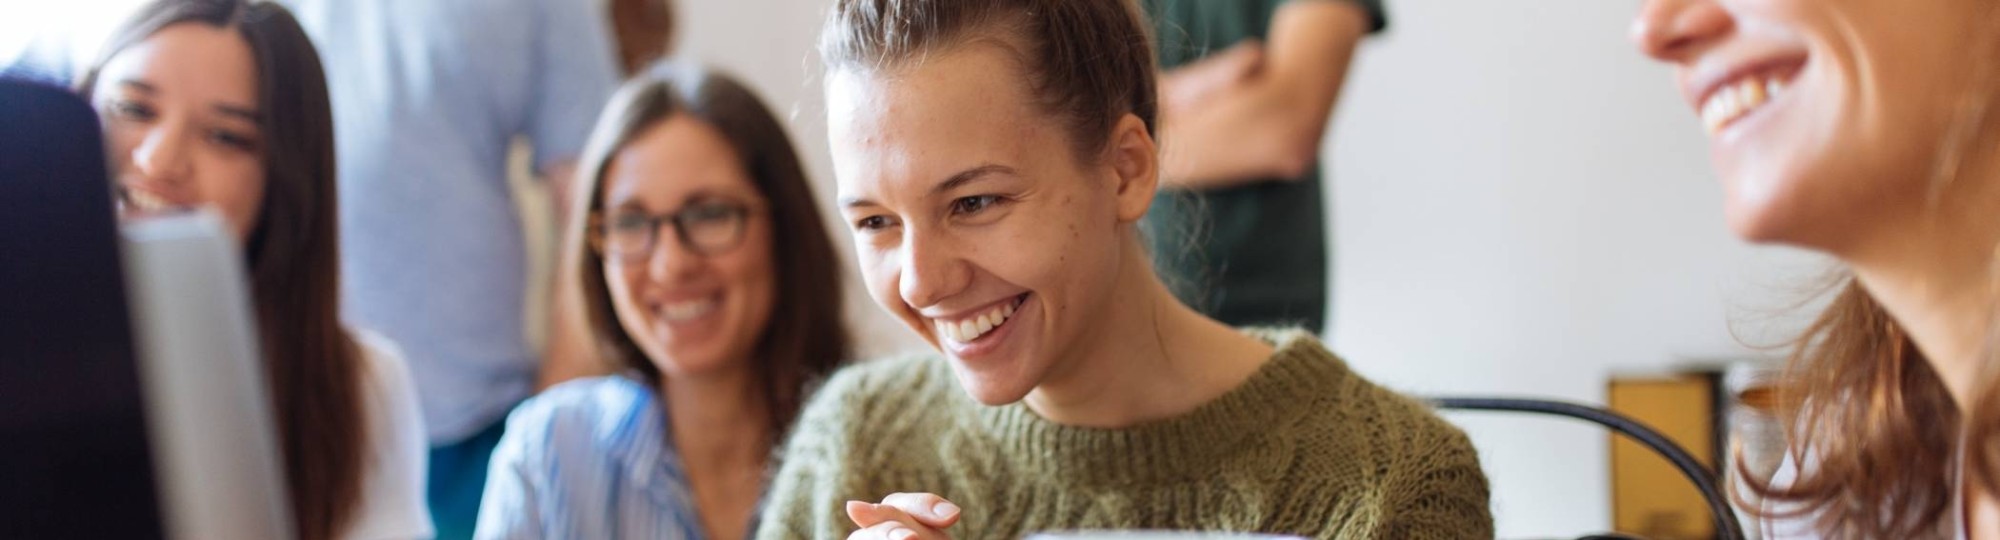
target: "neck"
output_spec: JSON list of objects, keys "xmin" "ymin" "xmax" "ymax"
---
[
  {"xmin": 1021, "ymin": 233, "xmax": 1275, "ymax": 428},
  {"xmin": 660, "ymin": 363, "xmax": 771, "ymax": 470},
  {"xmin": 1844, "ymin": 159, "xmax": 2000, "ymax": 410}
]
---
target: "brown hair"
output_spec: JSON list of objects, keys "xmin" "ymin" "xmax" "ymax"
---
[
  {"xmin": 561, "ymin": 64, "xmax": 851, "ymax": 438},
  {"xmin": 1736, "ymin": 8, "xmax": 2000, "ymax": 533},
  {"xmin": 1738, "ymin": 280, "xmax": 1965, "ymax": 536},
  {"xmin": 819, "ymin": 0, "xmax": 1159, "ymax": 162},
  {"xmin": 79, "ymin": 1, "xmax": 364, "ymax": 539}
]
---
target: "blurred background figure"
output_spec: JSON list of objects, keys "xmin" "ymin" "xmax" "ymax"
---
[
  {"xmin": 476, "ymin": 64, "xmax": 850, "ymax": 540},
  {"xmin": 77, "ymin": 0, "xmax": 430, "ymax": 538},
  {"xmin": 541, "ymin": 0, "xmax": 681, "ymax": 395},
  {"xmin": 270, "ymin": 0, "xmax": 621, "ymax": 536},
  {"xmin": 1141, "ymin": 0, "xmax": 1386, "ymax": 333},
  {"xmin": 612, "ymin": 0, "xmax": 676, "ymax": 76}
]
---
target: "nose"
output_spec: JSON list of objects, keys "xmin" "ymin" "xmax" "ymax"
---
[
  {"xmin": 1630, "ymin": 0, "xmax": 1733, "ymax": 63},
  {"xmin": 644, "ymin": 223, "xmax": 702, "ymax": 282},
  {"xmin": 130, "ymin": 123, "xmax": 193, "ymax": 185},
  {"xmin": 897, "ymin": 226, "xmax": 969, "ymax": 313}
]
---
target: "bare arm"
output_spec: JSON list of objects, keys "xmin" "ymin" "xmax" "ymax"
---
[
  {"xmin": 1156, "ymin": 0, "xmax": 1371, "ymax": 190},
  {"xmin": 537, "ymin": 159, "xmax": 609, "ymax": 390}
]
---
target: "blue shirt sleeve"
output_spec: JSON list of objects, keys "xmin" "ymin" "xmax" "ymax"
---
[
  {"xmin": 526, "ymin": 0, "xmax": 620, "ymax": 174},
  {"xmin": 474, "ymin": 405, "xmax": 551, "ymax": 540}
]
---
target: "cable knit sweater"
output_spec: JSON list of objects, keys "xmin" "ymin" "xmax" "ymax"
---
[{"xmin": 754, "ymin": 329, "xmax": 1492, "ymax": 539}]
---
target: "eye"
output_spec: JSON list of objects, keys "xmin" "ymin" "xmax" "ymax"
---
[
  {"xmin": 854, "ymin": 215, "xmax": 896, "ymax": 232},
  {"xmin": 609, "ymin": 212, "xmax": 652, "ymax": 232},
  {"xmin": 681, "ymin": 202, "xmax": 739, "ymax": 225},
  {"xmin": 950, "ymin": 195, "xmax": 1002, "ymax": 216},
  {"xmin": 108, "ymin": 100, "xmax": 155, "ymax": 122},
  {"xmin": 206, "ymin": 129, "xmax": 259, "ymax": 152}
]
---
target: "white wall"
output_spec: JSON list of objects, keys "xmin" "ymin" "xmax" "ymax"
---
[{"xmin": 679, "ymin": 0, "xmax": 1824, "ymax": 537}]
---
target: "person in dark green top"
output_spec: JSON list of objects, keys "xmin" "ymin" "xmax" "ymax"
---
[{"xmin": 1141, "ymin": 0, "xmax": 1387, "ymax": 332}]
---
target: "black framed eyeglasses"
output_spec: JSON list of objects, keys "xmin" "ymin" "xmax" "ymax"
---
[{"xmin": 588, "ymin": 200, "xmax": 752, "ymax": 263}]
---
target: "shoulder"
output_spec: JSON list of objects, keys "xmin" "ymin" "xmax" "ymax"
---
[
  {"xmin": 504, "ymin": 375, "xmax": 655, "ymax": 447},
  {"xmin": 351, "ymin": 329, "xmax": 424, "ymax": 439},
  {"xmin": 1247, "ymin": 328, "xmax": 1482, "ymax": 476},
  {"xmin": 1251, "ymin": 329, "xmax": 1472, "ymax": 448},
  {"xmin": 344, "ymin": 329, "xmax": 435, "ymax": 539},
  {"xmin": 784, "ymin": 352, "xmax": 959, "ymax": 451},
  {"xmin": 1244, "ymin": 330, "xmax": 1490, "ymax": 532}
]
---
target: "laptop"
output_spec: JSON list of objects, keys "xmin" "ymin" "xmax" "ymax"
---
[{"xmin": 0, "ymin": 78, "xmax": 292, "ymax": 540}]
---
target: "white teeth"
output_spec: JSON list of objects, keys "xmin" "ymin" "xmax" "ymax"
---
[
  {"xmin": 1700, "ymin": 72, "xmax": 1787, "ymax": 134},
  {"xmin": 661, "ymin": 298, "xmax": 718, "ymax": 322},
  {"xmin": 126, "ymin": 188, "xmax": 171, "ymax": 212},
  {"xmin": 933, "ymin": 296, "xmax": 1023, "ymax": 344}
]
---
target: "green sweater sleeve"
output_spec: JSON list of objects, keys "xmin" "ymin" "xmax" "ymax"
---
[{"xmin": 1369, "ymin": 409, "xmax": 1493, "ymax": 539}]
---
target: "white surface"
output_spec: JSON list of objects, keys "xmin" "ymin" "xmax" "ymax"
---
[
  {"xmin": 679, "ymin": 0, "xmax": 1826, "ymax": 536},
  {"xmin": 122, "ymin": 213, "xmax": 295, "ymax": 540}
]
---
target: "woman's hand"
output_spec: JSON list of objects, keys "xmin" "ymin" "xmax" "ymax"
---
[{"xmin": 845, "ymin": 493, "xmax": 962, "ymax": 540}]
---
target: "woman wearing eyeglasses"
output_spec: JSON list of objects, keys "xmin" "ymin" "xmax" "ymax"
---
[{"xmin": 472, "ymin": 65, "xmax": 852, "ymax": 540}]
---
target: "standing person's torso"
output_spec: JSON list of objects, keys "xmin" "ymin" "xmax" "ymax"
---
[
  {"xmin": 1138, "ymin": 0, "xmax": 1331, "ymax": 331},
  {"xmin": 278, "ymin": 0, "xmax": 617, "ymax": 442}
]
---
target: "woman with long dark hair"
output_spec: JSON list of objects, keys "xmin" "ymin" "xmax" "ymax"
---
[
  {"xmin": 475, "ymin": 64, "xmax": 851, "ymax": 540},
  {"xmin": 79, "ymin": 1, "xmax": 430, "ymax": 538}
]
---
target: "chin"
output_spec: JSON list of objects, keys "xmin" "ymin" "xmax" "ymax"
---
[
  {"xmin": 947, "ymin": 362, "xmax": 1035, "ymax": 406},
  {"xmin": 1719, "ymin": 175, "xmax": 1867, "ymax": 252},
  {"xmin": 1723, "ymin": 205, "xmax": 1792, "ymax": 245}
]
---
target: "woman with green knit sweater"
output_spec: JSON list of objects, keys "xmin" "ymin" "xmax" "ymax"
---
[{"xmin": 756, "ymin": 0, "xmax": 1493, "ymax": 538}]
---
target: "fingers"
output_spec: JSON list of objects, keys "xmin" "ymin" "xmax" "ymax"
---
[
  {"xmin": 847, "ymin": 520, "xmax": 936, "ymax": 540},
  {"xmin": 846, "ymin": 500, "xmax": 900, "ymax": 528},
  {"xmin": 879, "ymin": 492, "xmax": 961, "ymax": 528}
]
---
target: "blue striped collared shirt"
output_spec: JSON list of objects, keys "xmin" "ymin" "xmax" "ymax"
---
[{"xmin": 474, "ymin": 376, "xmax": 708, "ymax": 540}]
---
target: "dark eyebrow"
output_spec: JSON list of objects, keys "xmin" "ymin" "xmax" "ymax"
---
[
  {"xmin": 929, "ymin": 164, "xmax": 1015, "ymax": 197},
  {"xmin": 838, "ymin": 163, "xmax": 1017, "ymax": 209},
  {"xmin": 115, "ymin": 79, "xmax": 260, "ymax": 122},
  {"xmin": 213, "ymin": 104, "xmax": 262, "ymax": 123}
]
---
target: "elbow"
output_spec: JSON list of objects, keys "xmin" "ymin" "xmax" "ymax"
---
[{"xmin": 1263, "ymin": 129, "xmax": 1324, "ymax": 180}]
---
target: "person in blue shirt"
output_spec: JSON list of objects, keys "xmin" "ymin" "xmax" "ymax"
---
[{"xmin": 474, "ymin": 64, "xmax": 853, "ymax": 540}]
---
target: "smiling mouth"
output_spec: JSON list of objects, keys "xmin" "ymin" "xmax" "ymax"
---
[
  {"xmin": 655, "ymin": 295, "xmax": 720, "ymax": 323},
  {"xmin": 119, "ymin": 185, "xmax": 193, "ymax": 214},
  {"xmin": 1699, "ymin": 64, "xmax": 1802, "ymax": 135},
  {"xmin": 932, "ymin": 293, "xmax": 1029, "ymax": 344}
]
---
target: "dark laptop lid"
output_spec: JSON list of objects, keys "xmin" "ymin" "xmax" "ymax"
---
[{"xmin": 0, "ymin": 78, "xmax": 164, "ymax": 539}]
